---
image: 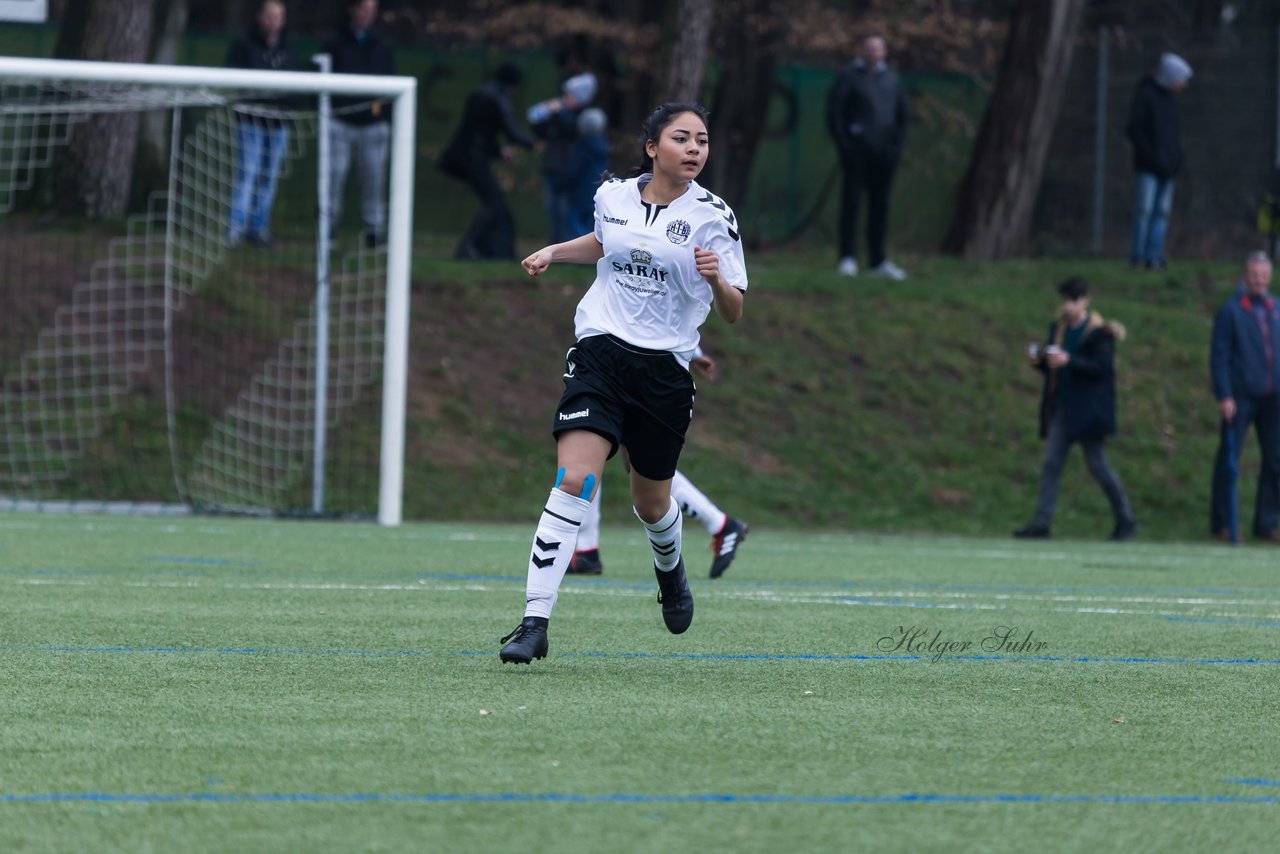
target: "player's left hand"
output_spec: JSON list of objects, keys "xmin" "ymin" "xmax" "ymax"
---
[
  {"xmin": 691, "ymin": 354, "xmax": 718, "ymax": 380},
  {"xmin": 694, "ymin": 246, "xmax": 720, "ymax": 285}
]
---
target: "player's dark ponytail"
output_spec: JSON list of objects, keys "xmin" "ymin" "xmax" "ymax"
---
[{"xmin": 628, "ymin": 102, "xmax": 711, "ymax": 177}]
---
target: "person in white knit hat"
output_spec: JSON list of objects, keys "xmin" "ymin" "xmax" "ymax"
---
[
  {"xmin": 1125, "ymin": 51, "xmax": 1192, "ymax": 271},
  {"xmin": 528, "ymin": 72, "xmax": 599, "ymax": 243}
]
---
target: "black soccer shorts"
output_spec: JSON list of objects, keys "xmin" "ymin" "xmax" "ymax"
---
[{"xmin": 550, "ymin": 334, "xmax": 695, "ymax": 481}]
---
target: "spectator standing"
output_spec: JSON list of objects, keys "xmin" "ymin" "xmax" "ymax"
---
[
  {"xmin": 224, "ymin": 0, "xmax": 295, "ymax": 248},
  {"xmin": 322, "ymin": 0, "xmax": 396, "ymax": 248},
  {"xmin": 438, "ymin": 63, "xmax": 534, "ymax": 260},
  {"xmin": 1014, "ymin": 277, "xmax": 1136, "ymax": 541},
  {"xmin": 527, "ymin": 72, "xmax": 598, "ymax": 244},
  {"xmin": 826, "ymin": 34, "xmax": 909, "ymax": 281},
  {"xmin": 1125, "ymin": 52, "xmax": 1192, "ymax": 271},
  {"xmin": 1210, "ymin": 252, "xmax": 1280, "ymax": 544},
  {"xmin": 551, "ymin": 106, "xmax": 611, "ymax": 240}
]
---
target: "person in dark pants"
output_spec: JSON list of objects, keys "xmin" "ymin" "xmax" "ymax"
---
[
  {"xmin": 1015, "ymin": 277, "xmax": 1136, "ymax": 541},
  {"xmin": 826, "ymin": 33, "xmax": 908, "ymax": 281},
  {"xmin": 438, "ymin": 63, "xmax": 534, "ymax": 259},
  {"xmin": 321, "ymin": 0, "xmax": 396, "ymax": 248},
  {"xmin": 1210, "ymin": 252, "xmax": 1280, "ymax": 544},
  {"xmin": 1125, "ymin": 52, "xmax": 1192, "ymax": 271}
]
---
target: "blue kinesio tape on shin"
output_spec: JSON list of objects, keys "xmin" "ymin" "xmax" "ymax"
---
[
  {"xmin": 554, "ymin": 467, "xmax": 566, "ymax": 489},
  {"xmin": 579, "ymin": 473, "xmax": 596, "ymax": 501}
]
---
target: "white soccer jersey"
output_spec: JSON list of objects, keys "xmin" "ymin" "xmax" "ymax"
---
[{"xmin": 574, "ymin": 175, "xmax": 748, "ymax": 364}]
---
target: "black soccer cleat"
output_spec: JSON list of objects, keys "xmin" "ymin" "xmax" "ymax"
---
[
  {"xmin": 709, "ymin": 517, "xmax": 749, "ymax": 578},
  {"xmin": 654, "ymin": 559, "xmax": 694, "ymax": 634},
  {"xmin": 566, "ymin": 548, "xmax": 604, "ymax": 575},
  {"xmin": 499, "ymin": 617, "xmax": 549, "ymax": 664}
]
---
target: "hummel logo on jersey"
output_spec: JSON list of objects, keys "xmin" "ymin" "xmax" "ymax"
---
[
  {"xmin": 559, "ymin": 408, "xmax": 589, "ymax": 421},
  {"xmin": 604, "ymin": 215, "xmax": 628, "ymax": 225},
  {"xmin": 696, "ymin": 192, "xmax": 740, "ymax": 242}
]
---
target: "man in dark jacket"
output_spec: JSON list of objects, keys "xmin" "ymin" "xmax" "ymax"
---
[
  {"xmin": 321, "ymin": 0, "xmax": 396, "ymax": 248},
  {"xmin": 438, "ymin": 63, "xmax": 534, "ymax": 260},
  {"xmin": 224, "ymin": 0, "xmax": 295, "ymax": 248},
  {"xmin": 1210, "ymin": 252, "xmax": 1280, "ymax": 544},
  {"xmin": 1126, "ymin": 52, "xmax": 1192, "ymax": 271},
  {"xmin": 1015, "ymin": 278, "xmax": 1136, "ymax": 541},
  {"xmin": 826, "ymin": 34, "xmax": 909, "ymax": 281}
]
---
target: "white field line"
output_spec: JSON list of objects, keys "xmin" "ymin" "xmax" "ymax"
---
[{"xmin": 11, "ymin": 576, "xmax": 1280, "ymax": 621}]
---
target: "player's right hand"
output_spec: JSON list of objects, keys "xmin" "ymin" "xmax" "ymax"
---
[{"xmin": 522, "ymin": 248, "xmax": 554, "ymax": 277}]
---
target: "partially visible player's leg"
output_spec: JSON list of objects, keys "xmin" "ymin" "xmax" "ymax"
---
[
  {"xmin": 671, "ymin": 470, "xmax": 748, "ymax": 578},
  {"xmin": 672, "ymin": 469, "xmax": 726, "ymax": 533},
  {"xmin": 568, "ymin": 482, "xmax": 604, "ymax": 575}
]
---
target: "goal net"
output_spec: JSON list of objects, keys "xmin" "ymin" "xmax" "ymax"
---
[{"xmin": 0, "ymin": 57, "xmax": 415, "ymax": 525}]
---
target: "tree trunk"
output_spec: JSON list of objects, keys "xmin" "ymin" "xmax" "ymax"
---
[
  {"xmin": 706, "ymin": 0, "xmax": 782, "ymax": 214},
  {"xmin": 662, "ymin": 0, "xmax": 715, "ymax": 103},
  {"xmin": 941, "ymin": 0, "xmax": 1087, "ymax": 259},
  {"xmin": 143, "ymin": 0, "xmax": 190, "ymax": 160},
  {"xmin": 52, "ymin": 0, "xmax": 157, "ymax": 219}
]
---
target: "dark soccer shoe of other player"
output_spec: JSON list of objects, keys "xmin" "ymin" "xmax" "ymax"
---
[
  {"xmin": 709, "ymin": 517, "xmax": 748, "ymax": 578},
  {"xmin": 567, "ymin": 548, "xmax": 604, "ymax": 575},
  {"xmin": 654, "ymin": 559, "xmax": 694, "ymax": 634},
  {"xmin": 499, "ymin": 617, "xmax": 549, "ymax": 664}
]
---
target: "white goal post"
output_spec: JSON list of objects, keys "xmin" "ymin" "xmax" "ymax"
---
[{"xmin": 0, "ymin": 56, "xmax": 417, "ymax": 526}]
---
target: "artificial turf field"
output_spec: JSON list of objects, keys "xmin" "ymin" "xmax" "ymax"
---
[{"xmin": 1, "ymin": 513, "xmax": 1277, "ymax": 852}]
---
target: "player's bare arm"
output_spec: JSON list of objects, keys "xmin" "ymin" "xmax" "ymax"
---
[{"xmin": 522, "ymin": 233, "xmax": 605, "ymax": 277}]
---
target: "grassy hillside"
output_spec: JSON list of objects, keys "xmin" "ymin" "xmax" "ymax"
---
[{"xmin": 394, "ymin": 247, "xmax": 1244, "ymax": 543}]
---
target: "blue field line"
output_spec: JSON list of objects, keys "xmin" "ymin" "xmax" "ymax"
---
[
  {"xmin": 1164, "ymin": 616, "xmax": 1280, "ymax": 628},
  {"xmin": 413, "ymin": 572, "xmax": 1277, "ymax": 600},
  {"xmin": 3, "ymin": 645, "xmax": 431, "ymax": 657},
  {"xmin": 1, "ymin": 791, "xmax": 1277, "ymax": 806},
  {"xmin": 149, "ymin": 556, "xmax": 264, "ymax": 569},
  {"xmin": 838, "ymin": 596, "xmax": 995, "ymax": 611},
  {"xmin": 1225, "ymin": 778, "xmax": 1280, "ymax": 787},
  {"xmin": 7, "ymin": 645, "xmax": 1280, "ymax": 666},
  {"xmin": 2, "ymin": 565, "xmax": 1272, "ymax": 601},
  {"xmin": 457, "ymin": 650, "xmax": 1280, "ymax": 666}
]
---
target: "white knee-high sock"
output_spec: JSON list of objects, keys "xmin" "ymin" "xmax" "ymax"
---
[
  {"xmin": 524, "ymin": 488, "xmax": 590, "ymax": 619},
  {"xmin": 638, "ymin": 497, "xmax": 683, "ymax": 572},
  {"xmin": 576, "ymin": 484, "xmax": 602, "ymax": 552},
  {"xmin": 672, "ymin": 470, "xmax": 726, "ymax": 535}
]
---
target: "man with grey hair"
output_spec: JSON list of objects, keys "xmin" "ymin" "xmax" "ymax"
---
[
  {"xmin": 827, "ymin": 34, "xmax": 909, "ymax": 281},
  {"xmin": 1210, "ymin": 251, "xmax": 1280, "ymax": 543},
  {"xmin": 1126, "ymin": 51, "xmax": 1192, "ymax": 271}
]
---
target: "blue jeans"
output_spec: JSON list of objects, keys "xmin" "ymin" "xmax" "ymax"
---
[
  {"xmin": 229, "ymin": 121, "xmax": 288, "ymax": 241},
  {"xmin": 1129, "ymin": 171, "xmax": 1174, "ymax": 266}
]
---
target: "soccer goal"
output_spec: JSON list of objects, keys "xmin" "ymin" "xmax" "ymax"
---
[{"xmin": 0, "ymin": 56, "xmax": 416, "ymax": 526}]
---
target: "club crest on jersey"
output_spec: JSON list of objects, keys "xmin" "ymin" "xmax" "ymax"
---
[
  {"xmin": 629, "ymin": 248, "xmax": 653, "ymax": 265},
  {"xmin": 666, "ymin": 219, "xmax": 691, "ymax": 245}
]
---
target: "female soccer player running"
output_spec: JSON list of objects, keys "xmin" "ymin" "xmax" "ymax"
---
[{"xmin": 499, "ymin": 103, "xmax": 748, "ymax": 664}]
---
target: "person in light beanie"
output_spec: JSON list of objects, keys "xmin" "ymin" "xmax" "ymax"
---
[{"xmin": 1126, "ymin": 51, "xmax": 1192, "ymax": 271}]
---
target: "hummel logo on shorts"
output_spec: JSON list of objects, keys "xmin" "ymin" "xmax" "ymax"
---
[{"xmin": 559, "ymin": 409, "xmax": 590, "ymax": 421}]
